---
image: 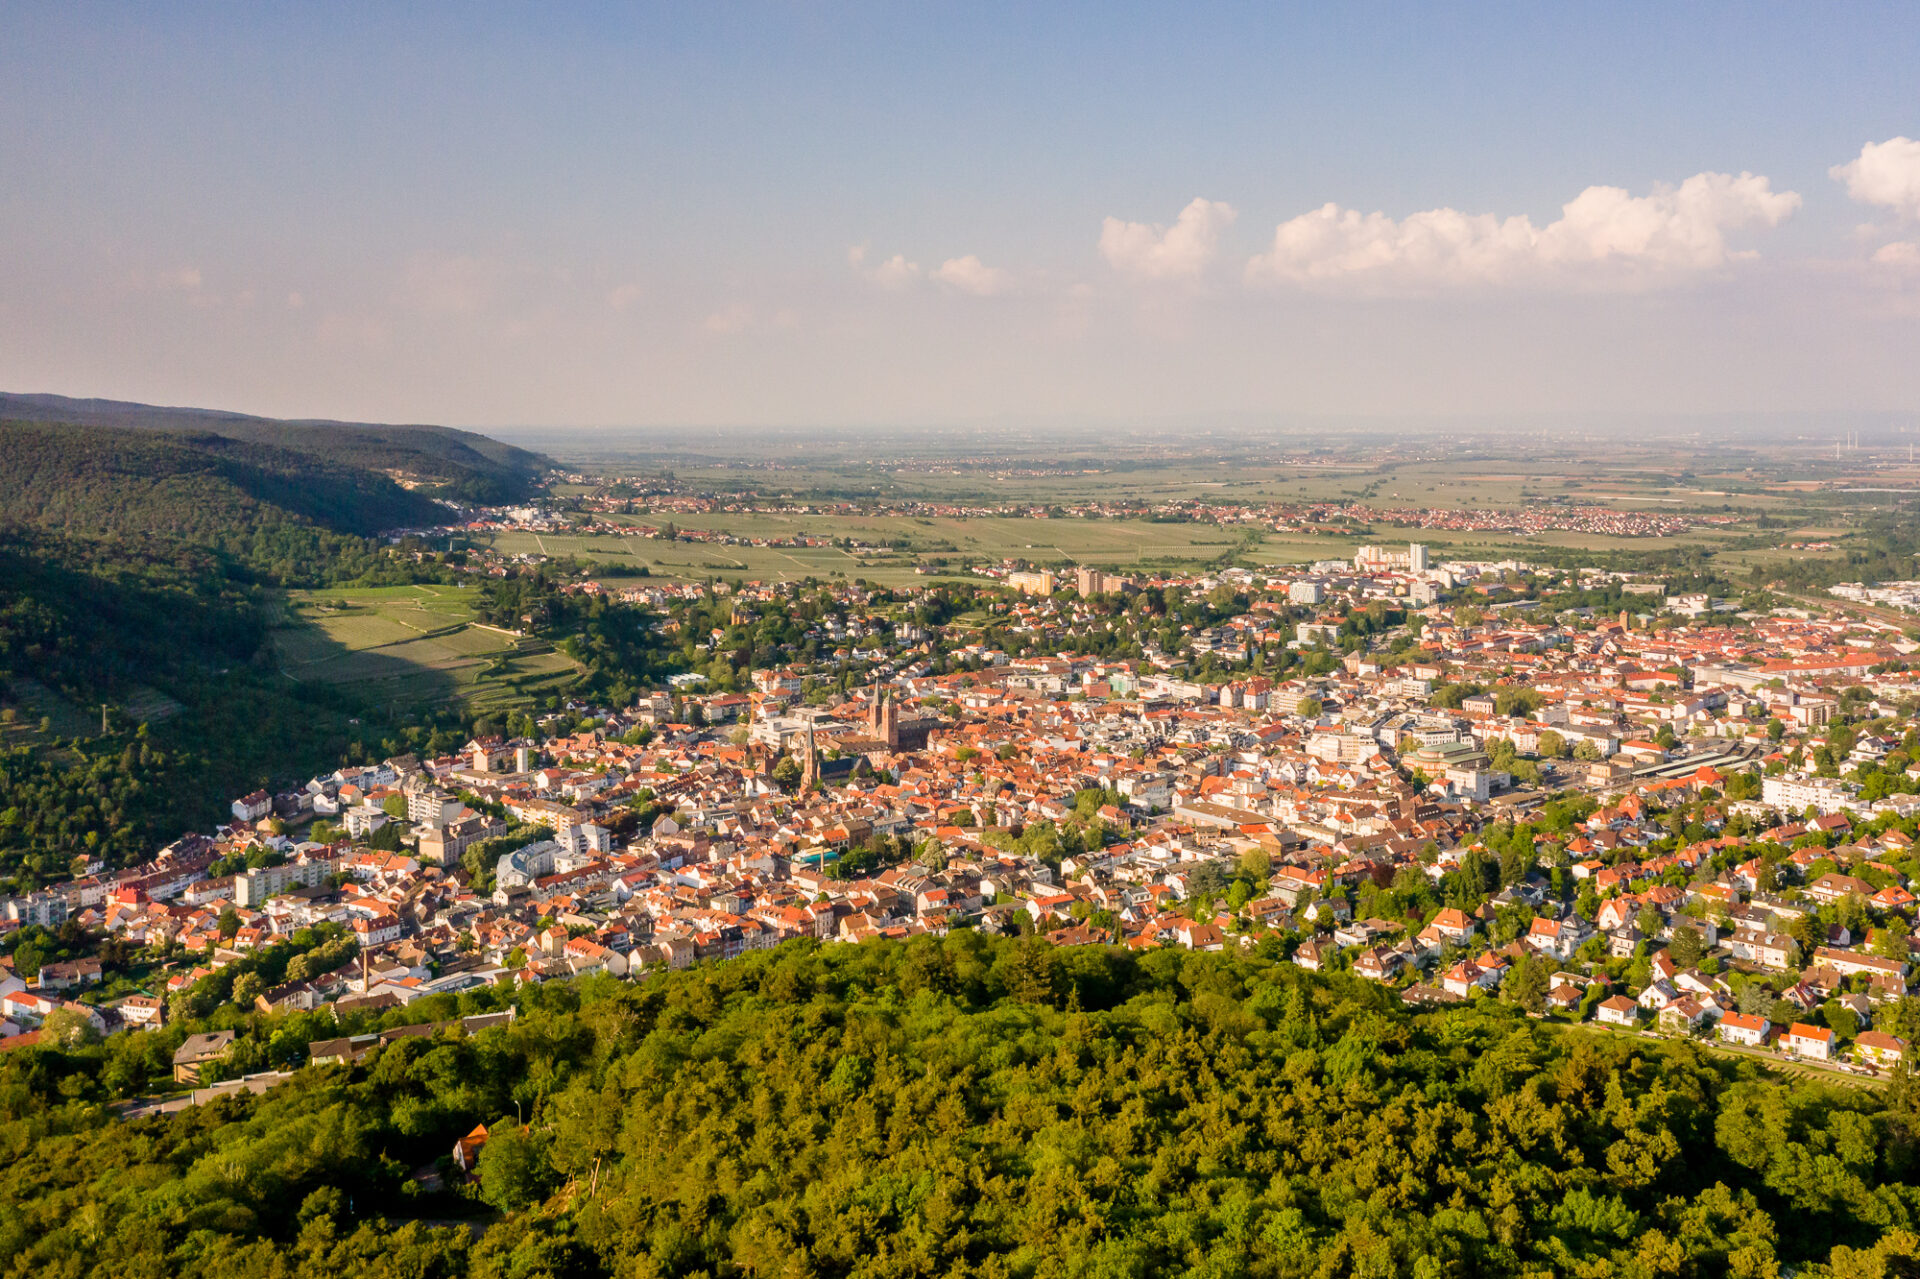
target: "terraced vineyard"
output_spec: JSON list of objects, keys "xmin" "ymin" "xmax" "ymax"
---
[{"xmin": 269, "ymin": 584, "xmax": 580, "ymax": 712}]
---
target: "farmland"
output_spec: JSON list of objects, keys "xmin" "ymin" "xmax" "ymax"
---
[
  {"xmin": 486, "ymin": 514, "xmax": 1255, "ymax": 584},
  {"xmin": 268, "ymin": 584, "xmax": 580, "ymax": 713},
  {"xmin": 489, "ymin": 511, "xmax": 1864, "ymax": 585}
]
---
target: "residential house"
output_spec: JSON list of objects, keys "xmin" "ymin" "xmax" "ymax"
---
[
  {"xmin": 1597, "ymin": 994, "xmax": 1639, "ymax": 1027},
  {"xmin": 172, "ymin": 1029, "xmax": 237, "ymax": 1084},
  {"xmin": 1783, "ymin": 1023, "xmax": 1835, "ymax": 1061},
  {"xmin": 1856, "ymin": 1031, "xmax": 1907, "ymax": 1068},
  {"xmin": 1717, "ymin": 1012, "xmax": 1770, "ymax": 1047}
]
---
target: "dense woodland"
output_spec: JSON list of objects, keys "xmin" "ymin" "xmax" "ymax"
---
[
  {"xmin": 3, "ymin": 936, "xmax": 1919, "ymax": 1278},
  {"xmin": 0, "ymin": 394, "xmax": 552, "ymax": 503},
  {"xmin": 0, "ymin": 421, "xmax": 446, "ymax": 543}
]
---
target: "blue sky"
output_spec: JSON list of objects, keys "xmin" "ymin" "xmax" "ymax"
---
[{"xmin": 2, "ymin": 3, "xmax": 1918, "ymax": 428}]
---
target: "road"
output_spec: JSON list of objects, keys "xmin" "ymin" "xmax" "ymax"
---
[{"xmin": 1570, "ymin": 1020, "xmax": 1885, "ymax": 1090}]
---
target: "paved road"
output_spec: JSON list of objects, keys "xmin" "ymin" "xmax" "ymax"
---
[{"xmin": 1569, "ymin": 1020, "xmax": 1885, "ymax": 1090}]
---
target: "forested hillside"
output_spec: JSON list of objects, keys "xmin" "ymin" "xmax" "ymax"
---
[
  {"xmin": 0, "ymin": 394, "xmax": 553, "ymax": 502},
  {"xmin": 0, "ymin": 420, "xmax": 444, "ymax": 545},
  {"xmin": 4, "ymin": 936, "xmax": 1918, "ymax": 1278},
  {"xmin": 0, "ymin": 418, "xmax": 511, "ymax": 886}
]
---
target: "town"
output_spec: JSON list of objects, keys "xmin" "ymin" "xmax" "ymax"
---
[{"xmin": 7, "ymin": 536, "xmax": 1919, "ymax": 1100}]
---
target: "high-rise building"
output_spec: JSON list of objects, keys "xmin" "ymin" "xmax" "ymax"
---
[
  {"xmin": 1074, "ymin": 567, "xmax": 1134, "ymax": 597},
  {"xmin": 1008, "ymin": 569, "xmax": 1055, "ymax": 597},
  {"xmin": 1408, "ymin": 543, "xmax": 1429, "ymax": 572}
]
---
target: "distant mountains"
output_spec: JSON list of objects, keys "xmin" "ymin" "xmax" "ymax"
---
[{"xmin": 0, "ymin": 392, "xmax": 553, "ymax": 504}]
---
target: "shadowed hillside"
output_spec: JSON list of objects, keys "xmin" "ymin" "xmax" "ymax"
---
[
  {"xmin": 0, "ymin": 392, "xmax": 553, "ymax": 502},
  {"xmin": 0, "ymin": 420, "xmax": 445, "ymax": 544}
]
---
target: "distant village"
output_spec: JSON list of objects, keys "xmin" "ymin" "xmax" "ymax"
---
[{"xmin": 7, "ymin": 538, "xmax": 1920, "ymax": 1096}]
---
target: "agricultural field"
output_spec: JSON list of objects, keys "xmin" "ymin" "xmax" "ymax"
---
[
  {"xmin": 489, "ymin": 514, "xmax": 1253, "ymax": 583},
  {"xmin": 268, "ymin": 584, "xmax": 580, "ymax": 713}
]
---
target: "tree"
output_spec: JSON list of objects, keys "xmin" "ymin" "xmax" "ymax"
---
[
  {"xmin": 1296, "ymin": 697, "xmax": 1322, "ymax": 719},
  {"xmin": 1506, "ymin": 952, "xmax": 1548, "ymax": 1013},
  {"xmin": 1574, "ymin": 739, "xmax": 1603, "ymax": 762},
  {"xmin": 11, "ymin": 939, "xmax": 44, "ymax": 982},
  {"xmin": 1823, "ymin": 999, "xmax": 1861, "ymax": 1043},
  {"xmin": 1239, "ymin": 847, "xmax": 1271, "ymax": 883},
  {"xmin": 1537, "ymin": 730, "xmax": 1568, "ymax": 760},
  {"xmin": 218, "ymin": 907, "xmax": 241, "ymax": 938},
  {"xmin": 232, "ymin": 972, "xmax": 265, "ymax": 1009},
  {"xmin": 476, "ymin": 1124, "xmax": 557, "ymax": 1214},
  {"xmin": 39, "ymin": 1005, "xmax": 99, "ymax": 1048},
  {"xmin": 1669, "ymin": 925, "xmax": 1705, "ymax": 970}
]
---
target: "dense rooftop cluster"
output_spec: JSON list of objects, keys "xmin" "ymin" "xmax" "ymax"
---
[{"xmin": 8, "ymin": 544, "xmax": 1920, "ymax": 1094}]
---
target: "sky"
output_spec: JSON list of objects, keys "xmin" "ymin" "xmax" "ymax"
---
[{"xmin": 2, "ymin": 2, "xmax": 1920, "ymax": 431}]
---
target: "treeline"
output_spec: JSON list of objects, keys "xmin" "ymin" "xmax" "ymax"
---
[{"xmin": 4, "ymin": 935, "xmax": 1920, "ymax": 1277}]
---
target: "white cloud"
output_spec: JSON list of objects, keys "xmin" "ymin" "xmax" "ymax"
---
[
  {"xmin": 1099, "ymin": 197, "xmax": 1238, "ymax": 280},
  {"xmin": 932, "ymin": 254, "xmax": 1010, "ymax": 296},
  {"xmin": 1832, "ymin": 138, "xmax": 1920, "ymax": 220},
  {"xmin": 1873, "ymin": 241, "xmax": 1920, "ymax": 268},
  {"xmin": 606, "ymin": 283, "xmax": 645, "ymax": 312},
  {"xmin": 1246, "ymin": 171, "xmax": 1799, "ymax": 292},
  {"xmin": 849, "ymin": 245, "xmax": 924, "ymax": 289}
]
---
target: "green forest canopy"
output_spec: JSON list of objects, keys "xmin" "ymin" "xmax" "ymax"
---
[{"xmin": 4, "ymin": 934, "xmax": 1920, "ymax": 1278}]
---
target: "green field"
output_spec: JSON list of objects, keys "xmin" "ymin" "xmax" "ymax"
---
[
  {"xmin": 269, "ymin": 584, "xmax": 581, "ymax": 712},
  {"xmin": 492, "ymin": 514, "xmax": 1254, "ymax": 583},
  {"xmin": 498, "ymin": 505, "xmax": 1877, "ymax": 581}
]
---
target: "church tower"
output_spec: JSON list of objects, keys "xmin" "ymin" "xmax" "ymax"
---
[{"xmin": 800, "ymin": 719, "xmax": 819, "ymax": 791}]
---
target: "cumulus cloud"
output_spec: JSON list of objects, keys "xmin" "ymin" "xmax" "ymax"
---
[
  {"xmin": 931, "ymin": 254, "xmax": 1010, "ymax": 296},
  {"xmin": 1099, "ymin": 197, "xmax": 1237, "ymax": 280},
  {"xmin": 1246, "ymin": 171, "xmax": 1799, "ymax": 292},
  {"xmin": 1873, "ymin": 241, "xmax": 1920, "ymax": 268},
  {"xmin": 1832, "ymin": 137, "xmax": 1920, "ymax": 220},
  {"xmin": 849, "ymin": 245, "xmax": 924, "ymax": 289}
]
